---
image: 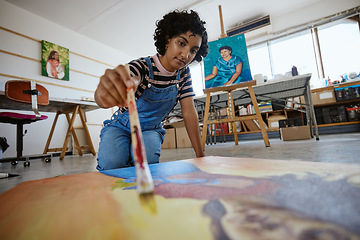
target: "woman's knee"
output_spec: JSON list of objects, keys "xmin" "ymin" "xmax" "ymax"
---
[
  {"xmin": 96, "ymin": 124, "xmax": 131, "ymax": 170},
  {"xmin": 142, "ymin": 130, "xmax": 164, "ymax": 165}
]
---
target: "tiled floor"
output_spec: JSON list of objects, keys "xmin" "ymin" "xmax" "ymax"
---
[{"xmin": 1, "ymin": 132, "xmax": 359, "ymax": 194}]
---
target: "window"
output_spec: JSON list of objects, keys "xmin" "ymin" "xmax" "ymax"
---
[
  {"xmin": 317, "ymin": 18, "xmax": 360, "ymax": 81},
  {"xmin": 247, "ymin": 43, "xmax": 272, "ymax": 80},
  {"xmin": 270, "ymin": 31, "xmax": 318, "ymax": 84},
  {"xmin": 189, "ymin": 62, "xmax": 205, "ymax": 96}
]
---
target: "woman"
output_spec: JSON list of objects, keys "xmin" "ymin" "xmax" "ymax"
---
[
  {"xmin": 95, "ymin": 10, "xmax": 208, "ymax": 170},
  {"xmin": 46, "ymin": 50, "xmax": 64, "ymax": 79},
  {"xmin": 205, "ymin": 46, "xmax": 245, "ymax": 88}
]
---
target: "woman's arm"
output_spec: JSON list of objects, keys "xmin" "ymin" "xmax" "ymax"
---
[
  {"xmin": 95, "ymin": 65, "xmax": 138, "ymax": 108},
  {"xmin": 46, "ymin": 61, "xmax": 52, "ymax": 77},
  {"xmin": 180, "ymin": 96, "xmax": 205, "ymax": 158},
  {"xmin": 205, "ymin": 66, "xmax": 218, "ymax": 81},
  {"xmin": 225, "ymin": 62, "xmax": 242, "ymax": 85},
  {"xmin": 57, "ymin": 65, "xmax": 65, "ymax": 79}
]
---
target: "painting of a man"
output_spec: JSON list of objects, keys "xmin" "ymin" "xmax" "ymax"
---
[{"xmin": 204, "ymin": 34, "xmax": 252, "ymax": 89}]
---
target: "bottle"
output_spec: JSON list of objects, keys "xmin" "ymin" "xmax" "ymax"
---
[
  {"xmin": 327, "ymin": 77, "xmax": 332, "ymax": 86},
  {"xmin": 291, "ymin": 66, "xmax": 298, "ymax": 76}
]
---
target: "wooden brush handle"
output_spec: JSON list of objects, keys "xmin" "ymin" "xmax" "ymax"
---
[{"xmin": 125, "ymin": 64, "xmax": 154, "ymax": 194}]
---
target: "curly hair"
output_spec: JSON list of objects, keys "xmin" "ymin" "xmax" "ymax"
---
[
  {"xmin": 154, "ymin": 10, "xmax": 208, "ymax": 63},
  {"xmin": 219, "ymin": 46, "xmax": 232, "ymax": 52}
]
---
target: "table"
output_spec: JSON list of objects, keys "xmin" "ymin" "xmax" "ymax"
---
[
  {"xmin": 0, "ymin": 92, "xmax": 99, "ymax": 160},
  {"xmin": 0, "ymin": 93, "xmax": 99, "ymax": 113},
  {"xmin": 0, "ymin": 156, "xmax": 359, "ymax": 239}
]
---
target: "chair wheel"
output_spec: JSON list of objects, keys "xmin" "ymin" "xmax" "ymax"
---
[
  {"xmin": 44, "ymin": 157, "xmax": 51, "ymax": 163},
  {"xmin": 24, "ymin": 161, "xmax": 30, "ymax": 167},
  {"xmin": 11, "ymin": 161, "xmax": 18, "ymax": 165}
]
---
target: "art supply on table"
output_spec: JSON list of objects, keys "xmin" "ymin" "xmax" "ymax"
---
[
  {"xmin": 292, "ymin": 65, "xmax": 298, "ymax": 76},
  {"xmin": 125, "ymin": 64, "xmax": 154, "ymax": 194}
]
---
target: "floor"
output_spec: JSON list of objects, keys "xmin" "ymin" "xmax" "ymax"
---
[{"xmin": 0, "ymin": 132, "xmax": 359, "ymax": 194}]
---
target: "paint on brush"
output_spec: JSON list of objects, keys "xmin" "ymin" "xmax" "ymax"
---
[
  {"xmin": 125, "ymin": 70, "xmax": 154, "ymax": 194},
  {"xmin": 133, "ymin": 126, "xmax": 144, "ymax": 169},
  {"xmin": 139, "ymin": 193, "xmax": 157, "ymax": 215}
]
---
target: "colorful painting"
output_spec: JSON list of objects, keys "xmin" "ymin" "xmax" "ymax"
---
[
  {"xmin": 204, "ymin": 34, "xmax": 252, "ymax": 89},
  {"xmin": 41, "ymin": 40, "xmax": 69, "ymax": 81},
  {"xmin": 0, "ymin": 156, "xmax": 359, "ymax": 240}
]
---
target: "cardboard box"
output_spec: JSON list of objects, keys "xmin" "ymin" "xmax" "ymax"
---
[
  {"xmin": 175, "ymin": 127, "xmax": 192, "ymax": 148},
  {"xmin": 165, "ymin": 121, "xmax": 192, "ymax": 148},
  {"xmin": 162, "ymin": 128, "xmax": 176, "ymax": 149},
  {"xmin": 280, "ymin": 125, "xmax": 311, "ymax": 141},
  {"xmin": 311, "ymin": 90, "xmax": 337, "ymax": 105},
  {"xmin": 300, "ymin": 90, "xmax": 337, "ymax": 106},
  {"xmin": 267, "ymin": 114, "xmax": 287, "ymax": 130}
]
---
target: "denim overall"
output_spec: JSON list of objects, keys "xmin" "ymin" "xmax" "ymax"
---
[{"xmin": 96, "ymin": 57, "xmax": 179, "ymax": 170}]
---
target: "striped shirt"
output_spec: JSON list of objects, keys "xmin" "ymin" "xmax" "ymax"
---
[{"xmin": 118, "ymin": 54, "xmax": 195, "ymax": 113}]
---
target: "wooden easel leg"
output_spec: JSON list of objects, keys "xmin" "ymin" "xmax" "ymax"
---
[
  {"xmin": 60, "ymin": 106, "xmax": 80, "ymax": 160},
  {"xmin": 248, "ymin": 86, "xmax": 270, "ymax": 147},
  {"xmin": 228, "ymin": 91, "xmax": 238, "ymax": 145},
  {"xmin": 43, "ymin": 111, "xmax": 60, "ymax": 155},
  {"xmin": 65, "ymin": 112, "xmax": 83, "ymax": 157},
  {"xmin": 241, "ymin": 121, "xmax": 247, "ymax": 132},
  {"xmin": 78, "ymin": 107, "xmax": 96, "ymax": 156},
  {"xmin": 201, "ymin": 93, "xmax": 211, "ymax": 150}
]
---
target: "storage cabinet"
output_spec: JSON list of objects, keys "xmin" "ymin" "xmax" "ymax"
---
[{"xmin": 312, "ymin": 81, "xmax": 360, "ymax": 128}]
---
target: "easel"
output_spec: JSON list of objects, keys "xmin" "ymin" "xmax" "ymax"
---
[
  {"xmin": 43, "ymin": 105, "xmax": 96, "ymax": 160},
  {"xmin": 201, "ymin": 6, "xmax": 270, "ymax": 150},
  {"xmin": 201, "ymin": 81, "xmax": 270, "ymax": 149}
]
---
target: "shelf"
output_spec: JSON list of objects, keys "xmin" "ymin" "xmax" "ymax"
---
[
  {"xmin": 311, "ymin": 80, "xmax": 360, "ymax": 93},
  {"xmin": 260, "ymin": 109, "xmax": 299, "ymax": 114},
  {"xmin": 317, "ymin": 121, "xmax": 360, "ymax": 127},
  {"xmin": 314, "ymin": 99, "xmax": 360, "ymax": 108}
]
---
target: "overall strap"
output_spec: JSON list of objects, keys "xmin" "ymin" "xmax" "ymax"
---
[
  {"xmin": 176, "ymin": 70, "xmax": 180, "ymax": 80},
  {"xmin": 146, "ymin": 56, "xmax": 181, "ymax": 85},
  {"xmin": 144, "ymin": 57, "xmax": 154, "ymax": 79}
]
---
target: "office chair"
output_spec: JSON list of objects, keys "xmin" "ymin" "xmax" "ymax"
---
[{"xmin": 0, "ymin": 80, "xmax": 52, "ymax": 166}]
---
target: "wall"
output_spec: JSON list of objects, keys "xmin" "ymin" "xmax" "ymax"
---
[
  {"xmin": 0, "ymin": 0, "xmax": 133, "ymax": 158},
  {"xmin": 244, "ymin": 0, "xmax": 360, "ymax": 44},
  {"xmin": 271, "ymin": 0, "xmax": 359, "ymax": 33}
]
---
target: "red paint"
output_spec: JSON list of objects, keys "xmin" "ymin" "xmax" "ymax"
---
[
  {"xmin": 154, "ymin": 180, "xmax": 279, "ymax": 200},
  {"xmin": 134, "ymin": 126, "xmax": 144, "ymax": 168},
  {"xmin": 128, "ymin": 99, "xmax": 135, "ymax": 112}
]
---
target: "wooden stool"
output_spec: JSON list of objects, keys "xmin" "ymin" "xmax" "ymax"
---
[
  {"xmin": 201, "ymin": 81, "xmax": 270, "ymax": 150},
  {"xmin": 43, "ymin": 105, "xmax": 96, "ymax": 160}
]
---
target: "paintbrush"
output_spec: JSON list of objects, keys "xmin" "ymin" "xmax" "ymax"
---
[
  {"xmin": 0, "ymin": 173, "xmax": 20, "ymax": 179},
  {"xmin": 125, "ymin": 64, "xmax": 154, "ymax": 194}
]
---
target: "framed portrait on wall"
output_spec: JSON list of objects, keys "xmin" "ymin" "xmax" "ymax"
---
[
  {"xmin": 204, "ymin": 34, "xmax": 252, "ymax": 89},
  {"xmin": 41, "ymin": 40, "xmax": 69, "ymax": 81}
]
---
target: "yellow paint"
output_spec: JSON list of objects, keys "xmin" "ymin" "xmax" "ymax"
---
[
  {"xmin": 111, "ymin": 189, "xmax": 213, "ymax": 240},
  {"xmin": 139, "ymin": 193, "xmax": 157, "ymax": 215},
  {"xmin": 112, "ymin": 179, "xmax": 137, "ymax": 190}
]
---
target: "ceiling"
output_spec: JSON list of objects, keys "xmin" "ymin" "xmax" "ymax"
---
[{"xmin": 5, "ymin": 0, "xmax": 323, "ymax": 59}]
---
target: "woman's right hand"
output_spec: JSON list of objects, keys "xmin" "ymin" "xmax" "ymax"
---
[{"xmin": 94, "ymin": 65, "xmax": 138, "ymax": 108}]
